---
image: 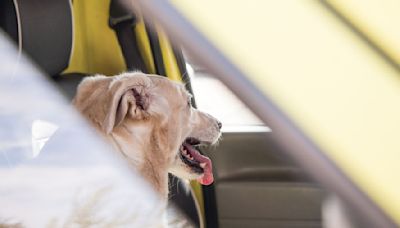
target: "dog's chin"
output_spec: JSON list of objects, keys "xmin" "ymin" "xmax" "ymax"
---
[
  {"xmin": 169, "ymin": 163, "xmax": 203, "ymax": 180},
  {"xmin": 169, "ymin": 137, "xmax": 215, "ymax": 185}
]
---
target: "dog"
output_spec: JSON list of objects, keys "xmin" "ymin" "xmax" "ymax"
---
[{"xmin": 73, "ymin": 72, "xmax": 221, "ymax": 200}]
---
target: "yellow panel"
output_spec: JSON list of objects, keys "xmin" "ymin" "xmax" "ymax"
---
[
  {"xmin": 64, "ymin": 0, "xmax": 126, "ymax": 75},
  {"xmin": 190, "ymin": 180, "xmax": 204, "ymax": 225},
  {"xmin": 157, "ymin": 26, "xmax": 182, "ymax": 81},
  {"xmin": 171, "ymin": 0, "xmax": 400, "ymax": 224},
  {"xmin": 328, "ymin": 0, "xmax": 400, "ymax": 65}
]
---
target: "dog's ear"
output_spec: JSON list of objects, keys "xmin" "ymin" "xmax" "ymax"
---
[
  {"xmin": 103, "ymin": 75, "xmax": 151, "ymax": 134},
  {"xmin": 74, "ymin": 73, "xmax": 152, "ymax": 134},
  {"xmin": 73, "ymin": 75, "xmax": 112, "ymax": 116}
]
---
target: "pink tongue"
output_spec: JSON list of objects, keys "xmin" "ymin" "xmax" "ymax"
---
[
  {"xmin": 196, "ymin": 158, "xmax": 213, "ymax": 185},
  {"xmin": 185, "ymin": 143, "xmax": 214, "ymax": 185}
]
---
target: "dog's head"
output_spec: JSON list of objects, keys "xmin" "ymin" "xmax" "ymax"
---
[{"xmin": 73, "ymin": 72, "xmax": 221, "ymax": 185}]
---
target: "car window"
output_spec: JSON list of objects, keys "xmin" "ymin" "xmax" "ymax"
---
[{"xmin": 188, "ymin": 63, "xmax": 269, "ymax": 131}]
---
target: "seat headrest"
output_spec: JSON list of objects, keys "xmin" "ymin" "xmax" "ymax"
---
[{"xmin": 0, "ymin": 0, "xmax": 73, "ymax": 76}]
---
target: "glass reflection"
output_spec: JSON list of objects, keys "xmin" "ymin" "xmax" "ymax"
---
[{"xmin": 0, "ymin": 32, "xmax": 165, "ymax": 227}]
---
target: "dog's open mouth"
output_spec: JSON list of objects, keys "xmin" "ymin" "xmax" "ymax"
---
[{"xmin": 179, "ymin": 137, "xmax": 214, "ymax": 185}]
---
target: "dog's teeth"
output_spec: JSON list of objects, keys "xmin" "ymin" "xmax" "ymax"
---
[{"xmin": 200, "ymin": 163, "xmax": 206, "ymax": 168}]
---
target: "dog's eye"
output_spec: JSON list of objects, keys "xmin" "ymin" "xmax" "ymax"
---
[{"xmin": 187, "ymin": 98, "xmax": 192, "ymax": 107}]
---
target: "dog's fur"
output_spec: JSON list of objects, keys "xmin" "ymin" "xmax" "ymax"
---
[{"xmin": 73, "ymin": 72, "xmax": 221, "ymax": 200}]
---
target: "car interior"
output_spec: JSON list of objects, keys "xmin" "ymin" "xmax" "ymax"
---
[
  {"xmin": 0, "ymin": 0, "xmax": 325, "ymax": 227},
  {"xmin": 191, "ymin": 71, "xmax": 324, "ymax": 228}
]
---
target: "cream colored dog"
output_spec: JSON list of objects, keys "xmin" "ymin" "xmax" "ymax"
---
[{"xmin": 73, "ymin": 72, "xmax": 221, "ymax": 199}]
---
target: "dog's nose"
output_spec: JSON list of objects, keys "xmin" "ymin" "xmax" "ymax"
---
[{"xmin": 217, "ymin": 121, "xmax": 222, "ymax": 130}]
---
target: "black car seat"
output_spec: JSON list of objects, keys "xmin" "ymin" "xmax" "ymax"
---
[
  {"xmin": 0, "ymin": 0, "xmax": 72, "ymax": 77},
  {"xmin": 0, "ymin": 0, "xmax": 82, "ymax": 98}
]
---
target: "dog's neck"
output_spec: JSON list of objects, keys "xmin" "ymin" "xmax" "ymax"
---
[{"xmin": 108, "ymin": 122, "xmax": 171, "ymax": 199}]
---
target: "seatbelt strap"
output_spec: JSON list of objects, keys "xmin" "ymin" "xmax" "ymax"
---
[
  {"xmin": 109, "ymin": 0, "xmax": 147, "ymax": 72},
  {"xmin": 145, "ymin": 21, "xmax": 166, "ymax": 76}
]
